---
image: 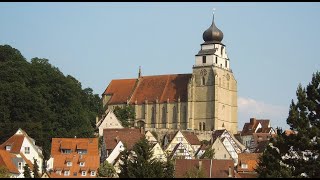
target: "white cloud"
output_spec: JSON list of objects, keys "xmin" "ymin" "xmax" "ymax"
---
[{"xmin": 237, "ymin": 97, "xmax": 290, "ymax": 131}]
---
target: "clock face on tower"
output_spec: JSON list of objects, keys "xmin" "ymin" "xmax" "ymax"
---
[{"xmin": 200, "ymin": 69, "xmax": 207, "ymax": 76}]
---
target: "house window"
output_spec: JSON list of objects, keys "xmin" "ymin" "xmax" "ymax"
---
[
  {"xmin": 18, "ymin": 162, "xmax": 23, "ymax": 170},
  {"xmin": 225, "ymin": 60, "xmax": 227, "ymax": 68},
  {"xmin": 73, "ymin": 172, "xmax": 77, "ymax": 176},
  {"xmin": 67, "ymin": 162, "xmax": 72, "ymax": 167},
  {"xmin": 64, "ymin": 170, "xmax": 70, "ymax": 176},
  {"xmin": 90, "ymin": 171, "xmax": 96, "ymax": 176},
  {"xmin": 5, "ymin": 145, "xmax": 11, "ymax": 151},
  {"xmin": 25, "ymin": 147, "xmax": 30, "ymax": 154},
  {"xmin": 202, "ymin": 56, "xmax": 206, "ymax": 63},
  {"xmin": 81, "ymin": 171, "xmax": 86, "ymax": 176},
  {"xmin": 241, "ymin": 163, "xmax": 248, "ymax": 169},
  {"xmin": 177, "ymin": 137, "xmax": 183, "ymax": 141},
  {"xmin": 56, "ymin": 171, "xmax": 62, "ymax": 175},
  {"xmin": 221, "ymin": 46, "xmax": 224, "ymax": 56},
  {"xmin": 179, "ymin": 149, "xmax": 184, "ymax": 153},
  {"xmin": 215, "ymin": 57, "xmax": 218, "ymax": 64},
  {"xmin": 224, "ymin": 154, "xmax": 226, "ymax": 158},
  {"xmin": 80, "ymin": 162, "xmax": 85, "ymax": 167}
]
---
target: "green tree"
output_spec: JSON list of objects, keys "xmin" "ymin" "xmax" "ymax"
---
[
  {"xmin": 201, "ymin": 146, "xmax": 215, "ymax": 159},
  {"xmin": 0, "ymin": 45, "xmax": 103, "ymax": 160},
  {"xmin": 118, "ymin": 138, "xmax": 174, "ymax": 178},
  {"xmin": 183, "ymin": 165, "xmax": 206, "ymax": 178},
  {"xmin": 32, "ymin": 158, "xmax": 40, "ymax": 178},
  {"xmin": 98, "ymin": 161, "xmax": 116, "ymax": 177},
  {"xmin": 0, "ymin": 166, "xmax": 10, "ymax": 178},
  {"xmin": 256, "ymin": 72, "xmax": 320, "ymax": 178},
  {"xmin": 23, "ymin": 164, "xmax": 32, "ymax": 178},
  {"xmin": 113, "ymin": 105, "xmax": 135, "ymax": 127}
]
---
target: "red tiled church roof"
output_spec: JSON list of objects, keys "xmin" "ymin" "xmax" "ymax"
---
[
  {"xmin": 103, "ymin": 128, "xmax": 144, "ymax": 150},
  {"xmin": 103, "ymin": 79, "xmax": 137, "ymax": 104},
  {"xmin": 103, "ymin": 74, "xmax": 191, "ymax": 105}
]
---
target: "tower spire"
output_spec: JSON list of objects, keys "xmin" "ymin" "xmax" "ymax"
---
[{"xmin": 138, "ymin": 66, "xmax": 141, "ymax": 78}]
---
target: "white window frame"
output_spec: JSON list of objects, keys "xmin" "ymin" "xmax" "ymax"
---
[
  {"xmin": 177, "ymin": 137, "xmax": 183, "ymax": 141},
  {"xmin": 6, "ymin": 145, "xmax": 11, "ymax": 151},
  {"xmin": 241, "ymin": 163, "xmax": 248, "ymax": 169},
  {"xmin": 81, "ymin": 171, "xmax": 86, "ymax": 176},
  {"xmin": 90, "ymin": 171, "xmax": 95, "ymax": 176},
  {"xmin": 80, "ymin": 162, "xmax": 85, "ymax": 167},
  {"xmin": 67, "ymin": 162, "xmax": 72, "ymax": 167},
  {"xmin": 25, "ymin": 147, "xmax": 30, "ymax": 154},
  {"xmin": 64, "ymin": 170, "xmax": 70, "ymax": 176},
  {"xmin": 18, "ymin": 162, "xmax": 23, "ymax": 170}
]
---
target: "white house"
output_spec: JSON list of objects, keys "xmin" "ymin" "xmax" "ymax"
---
[
  {"xmin": 0, "ymin": 128, "xmax": 44, "ymax": 177},
  {"xmin": 145, "ymin": 131, "xmax": 158, "ymax": 144},
  {"xmin": 96, "ymin": 109, "xmax": 124, "ymax": 136}
]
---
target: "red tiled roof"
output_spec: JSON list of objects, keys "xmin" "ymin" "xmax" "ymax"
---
[
  {"xmin": 241, "ymin": 118, "xmax": 270, "ymax": 136},
  {"xmin": 102, "ymin": 79, "xmax": 137, "ymax": 104},
  {"xmin": 129, "ymin": 74, "xmax": 191, "ymax": 104},
  {"xmin": 50, "ymin": 138, "xmax": 99, "ymax": 178},
  {"xmin": 254, "ymin": 140, "xmax": 269, "ymax": 153},
  {"xmin": 0, "ymin": 134, "xmax": 25, "ymax": 154},
  {"xmin": 103, "ymin": 74, "xmax": 191, "ymax": 105},
  {"xmin": 174, "ymin": 159, "xmax": 234, "ymax": 178},
  {"xmin": 284, "ymin": 129, "xmax": 296, "ymax": 136},
  {"xmin": 103, "ymin": 128, "xmax": 144, "ymax": 150},
  {"xmin": 0, "ymin": 150, "xmax": 19, "ymax": 174},
  {"xmin": 236, "ymin": 172, "xmax": 259, "ymax": 178},
  {"xmin": 182, "ymin": 132, "xmax": 201, "ymax": 145},
  {"xmin": 237, "ymin": 153, "xmax": 261, "ymax": 172},
  {"xmin": 211, "ymin": 129, "xmax": 226, "ymax": 143}
]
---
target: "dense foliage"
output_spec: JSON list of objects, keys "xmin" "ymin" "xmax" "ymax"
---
[
  {"xmin": 118, "ymin": 138, "xmax": 174, "ymax": 178},
  {"xmin": 98, "ymin": 161, "xmax": 116, "ymax": 178},
  {"xmin": 23, "ymin": 164, "xmax": 32, "ymax": 178},
  {"xmin": 0, "ymin": 45, "xmax": 103, "ymax": 160},
  {"xmin": 113, "ymin": 105, "xmax": 135, "ymax": 127},
  {"xmin": 256, "ymin": 72, "xmax": 320, "ymax": 178},
  {"xmin": 0, "ymin": 166, "xmax": 10, "ymax": 178}
]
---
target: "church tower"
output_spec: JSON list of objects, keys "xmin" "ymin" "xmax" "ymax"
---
[{"xmin": 188, "ymin": 12, "xmax": 238, "ymax": 134}]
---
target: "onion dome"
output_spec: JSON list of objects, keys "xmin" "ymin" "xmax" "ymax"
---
[{"xmin": 202, "ymin": 13, "xmax": 223, "ymax": 43}]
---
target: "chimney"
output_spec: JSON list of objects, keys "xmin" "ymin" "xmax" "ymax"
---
[
  {"xmin": 198, "ymin": 160, "xmax": 202, "ymax": 170},
  {"xmin": 74, "ymin": 136, "xmax": 77, "ymax": 139},
  {"xmin": 250, "ymin": 118, "xmax": 256, "ymax": 125},
  {"xmin": 96, "ymin": 116, "xmax": 99, "ymax": 124},
  {"xmin": 140, "ymin": 127, "xmax": 144, "ymax": 135},
  {"xmin": 228, "ymin": 166, "xmax": 232, "ymax": 177},
  {"xmin": 115, "ymin": 136, "xmax": 119, "ymax": 143},
  {"xmin": 138, "ymin": 66, "xmax": 141, "ymax": 78}
]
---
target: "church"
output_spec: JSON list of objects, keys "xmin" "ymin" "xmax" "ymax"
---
[{"xmin": 102, "ymin": 13, "xmax": 238, "ymax": 134}]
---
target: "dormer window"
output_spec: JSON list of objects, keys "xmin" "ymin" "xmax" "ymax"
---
[
  {"xmin": 80, "ymin": 162, "xmax": 85, "ymax": 167},
  {"xmin": 67, "ymin": 162, "xmax": 72, "ymax": 167},
  {"xmin": 5, "ymin": 145, "xmax": 11, "ymax": 151},
  {"xmin": 81, "ymin": 171, "xmax": 86, "ymax": 176},
  {"xmin": 77, "ymin": 149, "xmax": 87, "ymax": 154},
  {"xmin": 90, "ymin": 171, "xmax": 96, "ymax": 176},
  {"xmin": 62, "ymin": 149, "xmax": 71, "ymax": 154},
  {"xmin": 241, "ymin": 163, "xmax": 248, "ymax": 169},
  {"xmin": 64, "ymin": 170, "xmax": 70, "ymax": 176}
]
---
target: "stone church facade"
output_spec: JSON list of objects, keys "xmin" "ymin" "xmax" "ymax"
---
[{"xmin": 102, "ymin": 14, "xmax": 238, "ymax": 134}]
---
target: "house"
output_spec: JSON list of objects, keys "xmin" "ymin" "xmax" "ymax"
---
[
  {"xmin": 96, "ymin": 109, "xmax": 123, "ymax": 136},
  {"xmin": 46, "ymin": 137, "xmax": 99, "ymax": 178},
  {"xmin": 236, "ymin": 153, "xmax": 261, "ymax": 178},
  {"xmin": 0, "ymin": 149, "xmax": 20, "ymax": 178},
  {"xmin": 174, "ymin": 159, "xmax": 234, "ymax": 178},
  {"xmin": 164, "ymin": 130, "xmax": 201, "ymax": 158},
  {"xmin": 0, "ymin": 128, "xmax": 44, "ymax": 177},
  {"xmin": 145, "ymin": 130, "xmax": 158, "ymax": 144},
  {"xmin": 209, "ymin": 129, "xmax": 245, "ymax": 166},
  {"xmin": 169, "ymin": 142, "xmax": 193, "ymax": 160},
  {"xmin": 150, "ymin": 142, "xmax": 166, "ymax": 162},
  {"xmin": 101, "ymin": 128, "xmax": 144, "ymax": 174},
  {"xmin": 238, "ymin": 118, "xmax": 276, "ymax": 152},
  {"xmin": 195, "ymin": 144, "xmax": 207, "ymax": 159}
]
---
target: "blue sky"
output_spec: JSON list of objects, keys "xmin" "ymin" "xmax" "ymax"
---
[{"xmin": 1, "ymin": 2, "xmax": 320, "ymax": 131}]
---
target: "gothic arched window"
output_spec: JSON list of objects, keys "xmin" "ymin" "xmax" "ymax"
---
[
  {"xmin": 173, "ymin": 106, "xmax": 177, "ymax": 123},
  {"xmin": 199, "ymin": 122, "xmax": 202, "ymax": 131},
  {"xmin": 203, "ymin": 122, "xmax": 206, "ymax": 131},
  {"xmin": 151, "ymin": 107, "xmax": 155, "ymax": 124},
  {"xmin": 184, "ymin": 106, "xmax": 187, "ymax": 123},
  {"xmin": 202, "ymin": 76, "xmax": 205, "ymax": 86},
  {"xmin": 162, "ymin": 107, "xmax": 166, "ymax": 128}
]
